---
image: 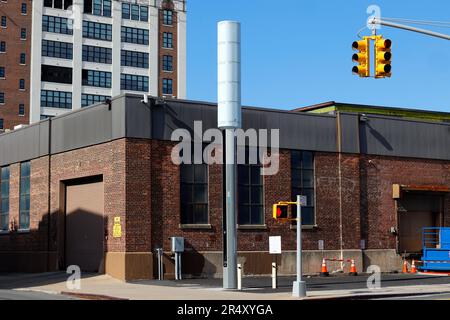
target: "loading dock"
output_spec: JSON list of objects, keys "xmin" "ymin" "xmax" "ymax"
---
[{"xmin": 395, "ymin": 185, "xmax": 448, "ymax": 255}]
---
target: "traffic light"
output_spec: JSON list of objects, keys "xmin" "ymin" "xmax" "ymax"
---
[
  {"xmin": 273, "ymin": 203, "xmax": 289, "ymax": 220},
  {"xmin": 352, "ymin": 38, "xmax": 370, "ymax": 77},
  {"xmin": 375, "ymin": 37, "xmax": 392, "ymax": 78}
]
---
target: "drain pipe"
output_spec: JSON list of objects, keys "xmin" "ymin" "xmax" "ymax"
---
[{"xmin": 337, "ymin": 113, "xmax": 344, "ymax": 271}]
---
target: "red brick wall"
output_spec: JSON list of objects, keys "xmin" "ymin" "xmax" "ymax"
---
[
  {"xmin": 158, "ymin": 2, "xmax": 178, "ymax": 97},
  {"xmin": 0, "ymin": 0, "xmax": 31, "ymax": 129},
  {"xmin": 1, "ymin": 137, "xmax": 449, "ymax": 272}
]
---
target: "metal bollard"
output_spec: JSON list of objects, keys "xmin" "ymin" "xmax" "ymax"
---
[
  {"xmin": 156, "ymin": 248, "xmax": 163, "ymax": 280},
  {"xmin": 237, "ymin": 264, "xmax": 242, "ymax": 290},
  {"xmin": 272, "ymin": 262, "xmax": 277, "ymax": 289}
]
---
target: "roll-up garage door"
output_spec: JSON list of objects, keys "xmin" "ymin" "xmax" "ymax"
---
[{"xmin": 65, "ymin": 178, "xmax": 104, "ymax": 272}]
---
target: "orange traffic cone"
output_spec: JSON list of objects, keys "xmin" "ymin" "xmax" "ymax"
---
[
  {"xmin": 320, "ymin": 259, "xmax": 329, "ymax": 277},
  {"xmin": 402, "ymin": 260, "xmax": 409, "ymax": 273},
  {"xmin": 411, "ymin": 260, "xmax": 417, "ymax": 274},
  {"xmin": 349, "ymin": 259, "xmax": 358, "ymax": 276}
]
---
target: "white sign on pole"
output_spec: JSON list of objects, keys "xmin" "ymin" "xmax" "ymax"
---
[
  {"xmin": 299, "ymin": 196, "xmax": 307, "ymax": 206},
  {"xmin": 269, "ymin": 236, "xmax": 282, "ymax": 254},
  {"xmin": 318, "ymin": 240, "xmax": 324, "ymax": 251}
]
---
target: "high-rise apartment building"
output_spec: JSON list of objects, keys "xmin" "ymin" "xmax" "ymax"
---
[
  {"xmin": 0, "ymin": 0, "xmax": 32, "ymax": 130},
  {"xmin": 0, "ymin": 0, "xmax": 186, "ymax": 128}
]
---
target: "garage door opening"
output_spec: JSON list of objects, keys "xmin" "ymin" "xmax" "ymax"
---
[
  {"xmin": 65, "ymin": 176, "xmax": 105, "ymax": 273},
  {"xmin": 397, "ymin": 192, "xmax": 444, "ymax": 255}
]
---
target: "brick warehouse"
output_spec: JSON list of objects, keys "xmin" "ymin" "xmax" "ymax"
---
[{"xmin": 0, "ymin": 94, "xmax": 449, "ymax": 281}]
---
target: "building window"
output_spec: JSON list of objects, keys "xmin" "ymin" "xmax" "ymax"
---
[
  {"xmin": 42, "ymin": 40, "xmax": 73, "ymax": 60},
  {"xmin": 180, "ymin": 161, "xmax": 208, "ymax": 225},
  {"xmin": 0, "ymin": 92, "xmax": 4, "ymax": 104},
  {"xmin": 291, "ymin": 150, "xmax": 315, "ymax": 225},
  {"xmin": 121, "ymin": 26, "xmax": 149, "ymax": 45},
  {"xmin": 1, "ymin": 16, "xmax": 6, "ymax": 28},
  {"xmin": 238, "ymin": 148, "xmax": 264, "ymax": 225},
  {"xmin": 83, "ymin": 20, "xmax": 112, "ymax": 41},
  {"xmin": 82, "ymin": 69, "xmax": 112, "ymax": 88},
  {"xmin": 44, "ymin": 0, "xmax": 73, "ymax": 10},
  {"xmin": 41, "ymin": 65, "xmax": 73, "ymax": 84},
  {"xmin": 121, "ymin": 50, "xmax": 149, "ymax": 69},
  {"xmin": 19, "ymin": 104, "xmax": 25, "ymax": 115},
  {"xmin": 84, "ymin": 0, "xmax": 111, "ymax": 17},
  {"xmin": 0, "ymin": 118, "xmax": 3, "ymax": 129},
  {"xmin": 82, "ymin": 45, "xmax": 111, "ymax": 64},
  {"xmin": 19, "ymin": 162, "xmax": 30, "ymax": 230},
  {"xmin": 42, "ymin": 15, "xmax": 73, "ymax": 35},
  {"xmin": 122, "ymin": 3, "xmax": 130, "ymax": 19},
  {"xmin": 162, "ymin": 78, "xmax": 173, "ymax": 95},
  {"xmin": 0, "ymin": 41, "xmax": 6, "ymax": 53},
  {"xmin": 1, "ymin": 166, "xmax": 9, "ymax": 231},
  {"xmin": 163, "ymin": 32, "xmax": 173, "ymax": 48},
  {"xmin": 0, "ymin": 67, "xmax": 4, "ymax": 78},
  {"xmin": 163, "ymin": 55, "xmax": 173, "ymax": 71},
  {"xmin": 20, "ymin": 28, "xmax": 26, "ymax": 40},
  {"xmin": 140, "ymin": 6, "xmax": 148, "ymax": 22},
  {"xmin": 20, "ymin": 53, "xmax": 26, "ymax": 64},
  {"xmin": 41, "ymin": 90, "xmax": 72, "ymax": 109},
  {"xmin": 120, "ymin": 73, "xmax": 148, "ymax": 92},
  {"xmin": 19, "ymin": 79, "xmax": 25, "ymax": 90},
  {"xmin": 163, "ymin": 10, "xmax": 173, "ymax": 25},
  {"xmin": 21, "ymin": 3, "xmax": 27, "ymax": 14},
  {"xmin": 81, "ymin": 94, "xmax": 110, "ymax": 107}
]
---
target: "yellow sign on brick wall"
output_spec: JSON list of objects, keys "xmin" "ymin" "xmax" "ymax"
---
[{"xmin": 113, "ymin": 217, "xmax": 122, "ymax": 238}]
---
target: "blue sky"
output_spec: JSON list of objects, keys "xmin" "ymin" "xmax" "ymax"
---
[{"xmin": 186, "ymin": 0, "xmax": 450, "ymax": 112}]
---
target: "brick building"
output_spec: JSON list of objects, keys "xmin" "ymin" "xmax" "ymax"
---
[{"xmin": 0, "ymin": 95, "xmax": 449, "ymax": 280}]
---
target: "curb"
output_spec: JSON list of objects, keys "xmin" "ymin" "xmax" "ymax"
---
[
  {"xmin": 60, "ymin": 291, "xmax": 129, "ymax": 300},
  {"xmin": 302, "ymin": 290, "xmax": 450, "ymax": 300}
]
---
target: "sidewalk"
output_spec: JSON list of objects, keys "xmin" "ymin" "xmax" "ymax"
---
[{"xmin": 7, "ymin": 273, "xmax": 450, "ymax": 300}]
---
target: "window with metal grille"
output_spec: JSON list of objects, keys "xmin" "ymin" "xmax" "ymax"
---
[
  {"xmin": 82, "ymin": 69, "xmax": 111, "ymax": 88},
  {"xmin": 163, "ymin": 55, "xmax": 173, "ymax": 71},
  {"xmin": 41, "ymin": 90, "xmax": 72, "ymax": 109},
  {"xmin": 163, "ymin": 32, "xmax": 173, "ymax": 48},
  {"xmin": 82, "ymin": 45, "xmax": 111, "ymax": 64},
  {"xmin": 180, "ymin": 159, "xmax": 208, "ymax": 225},
  {"xmin": 291, "ymin": 150, "xmax": 315, "ymax": 225},
  {"xmin": 121, "ymin": 73, "xmax": 148, "ymax": 92},
  {"xmin": 121, "ymin": 50, "xmax": 149, "ymax": 68},
  {"xmin": 121, "ymin": 26, "xmax": 149, "ymax": 45},
  {"xmin": 81, "ymin": 94, "xmax": 110, "ymax": 107},
  {"xmin": 83, "ymin": 20, "xmax": 112, "ymax": 41},
  {"xmin": 238, "ymin": 148, "xmax": 264, "ymax": 226},
  {"xmin": 42, "ymin": 15, "xmax": 73, "ymax": 35},
  {"xmin": 42, "ymin": 40, "xmax": 73, "ymax": 59},
  {"xmin": 19, "ymin": 162, "xmax": 30, "ymax": 230},
  {"xmin": 163, "ymin": 10, "xmax": 173, "ymax": 25},
  {"xmin": 0, "ymin": 166, "xmax": 9, "ymax": 231},
  {"xmin": 162, "ymin": 78, "xmax": 173, "ymax": 94}
]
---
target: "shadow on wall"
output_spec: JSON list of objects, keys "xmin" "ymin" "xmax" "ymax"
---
[
  {"xmin": 152, "ymin": 239, "xmax": 218, "ymax": 280},
  {"xmin": 0, "ymin": 207, "xmax": 108, "ymax": 289}
]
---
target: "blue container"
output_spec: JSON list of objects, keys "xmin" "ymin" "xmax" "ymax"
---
[{"xmin": 420, "ymin": 227, "xmax": 450, "ymax": 271}]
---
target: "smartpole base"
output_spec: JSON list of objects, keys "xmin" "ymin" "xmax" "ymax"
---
[{"xmin": 292, "ymin": 281, "xmax": 307, "ymax": 298}]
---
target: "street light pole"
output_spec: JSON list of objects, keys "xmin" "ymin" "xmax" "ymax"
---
[{"xmin": 292, "ymin": 195, "xmax": 307, "ymax": 298}]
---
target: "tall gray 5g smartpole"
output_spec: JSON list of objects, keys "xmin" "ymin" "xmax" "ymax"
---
[
  {"xmin": 293, "ymin": 195, "xmax": 307, "ymax": 298},
  {"xmin": 218, "ymin": 21, "xmax": 241, "ymax": 290}
]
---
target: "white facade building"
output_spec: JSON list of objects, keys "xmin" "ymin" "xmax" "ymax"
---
[{"xmin": 29, "ymin": 0, "xmax": 186, "ymax": 123}]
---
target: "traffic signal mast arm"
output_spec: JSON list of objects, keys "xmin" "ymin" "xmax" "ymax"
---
[{"xmin": 369, "ymin": 18, "xmax": 450, "ymax": 41}]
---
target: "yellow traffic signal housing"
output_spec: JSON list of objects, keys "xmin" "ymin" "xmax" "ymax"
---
[
  {"xmin": 375, "ymin": 37, "xmax": 392, "ymax": 78},
  {"xmin": 273, "ymin": 203, "xmax": 289, "ymax": 220},
  {"xmin": 352, "ymin": 38, "xmax": 370, "ymax": 77}
]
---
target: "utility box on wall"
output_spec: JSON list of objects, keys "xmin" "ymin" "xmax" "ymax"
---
[{"xmin": 171, "ymin": 237, "xmax": 185, "ymax": 253}]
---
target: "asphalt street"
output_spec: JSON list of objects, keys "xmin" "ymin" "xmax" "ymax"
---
[{"xmin": 0, "ymin": 289, "xmax": 76, "ymax": 300}]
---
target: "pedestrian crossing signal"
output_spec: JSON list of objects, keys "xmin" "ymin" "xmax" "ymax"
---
[{"xmin": 273, "ymin": 204, "xmax": 289, "ymax": 220}]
